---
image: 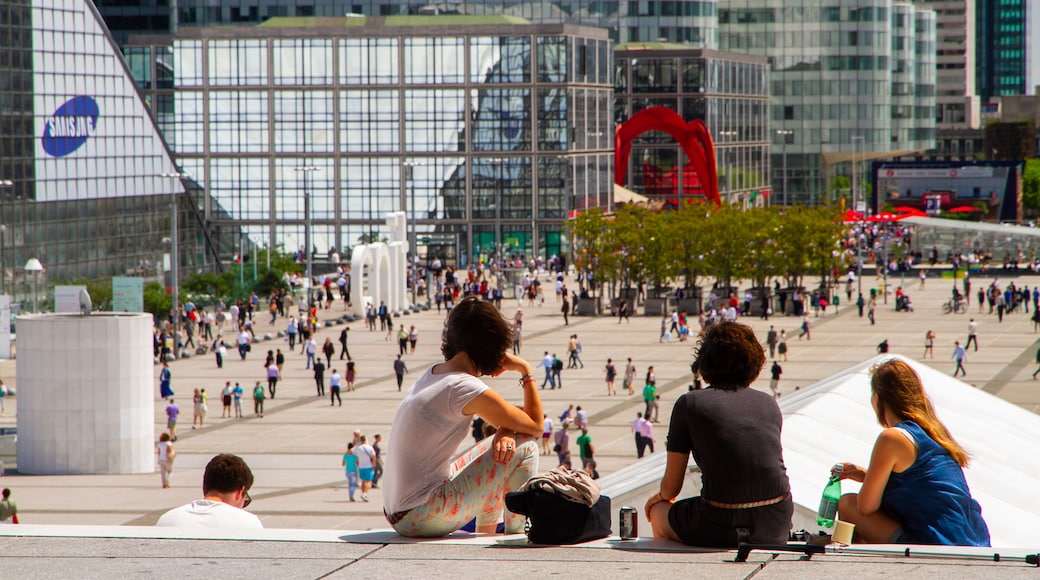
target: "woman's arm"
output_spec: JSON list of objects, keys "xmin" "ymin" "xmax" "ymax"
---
[
  {"xmin": 644, "ymin": 451, "xmax": 689, "ymax": 521},
  {"xmin": 854, "ymin": 428, "xmax": 916, "ymax": 514},
  {"xmin": 463, "ymin": 353, "xmax": 543, "ymax": 436}
]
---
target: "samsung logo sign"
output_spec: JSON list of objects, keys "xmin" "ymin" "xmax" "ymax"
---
[{"xmin": 42, "ymin": 96, "xmax": 99, "ymax": 157}]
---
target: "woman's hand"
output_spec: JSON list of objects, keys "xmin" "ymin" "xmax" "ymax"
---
[
  {"xmin": 644, "ymin": 491, "xmax": 673, "ymax": 522},
  {"xmin": 832, "ymin": 462, "xmax": 866, "ymax": 482},
  {"xmin": 493, "ymin": 352, "xmax": 532, "ymax": 378},
  {"xmin": 492, "ymin": 428, "xmax": 517, "ymax": 463}
]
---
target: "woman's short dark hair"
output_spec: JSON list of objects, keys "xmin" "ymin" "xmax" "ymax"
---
[
  {"xmin": 690, "ymin": 321, "xmax": 765, "ymax": 389},
  {"xmin": 202, "ymin": 453, "xmax": 254, "ymax": 495},
  {"xmin": 442, "ymin": 296, "xmax": 513, "ymax": 375}
]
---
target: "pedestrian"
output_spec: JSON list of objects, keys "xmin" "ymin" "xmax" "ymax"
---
[
  {"xmin": 371, "ymin": 434, "xmax": 384, "ymax": 489},
  {"xmin": 354, "ymin": 435, "xmax": 377, "ymax": 502},
  {"xmin": 345, "ymin": 358, "xmax": 356, "ymax": 392},
  {"xmin": 512, "ymin": 324, "xmax": 522, "ymax": 355},
  {"xmin": 322, "ymin": 337, "xmax": 335, "ymax": 368},
  {"xmin": 769, "ymin": 361, "xmax": 782, "ymax": 398},
  {"xmin": 604, "ymin": 358, "xmax": 617, "ymax": 396},
  {"xmin": 0, "ymin": 488, "xmax": 18, "ymax": 523},
  {"xmin": 339, "ymin": 326, "xmax": 351, "ymax": 360},
  {"xmin": 313, "ymin": 358, "xmax": 326, "ymax": 396},
  {"xmin": 924, "ymin": 330, "xmax": 935, "ymax": 359},
  {"xmin": 952, "ymin": 340, "xmax": 967, "ymax": 377},
  {"xmin": 561, "ymin": 293, "xmax": 570, "ymax": 325},
  {"xmin": 554, "ymin": 422, "xmax": 570, "ymax": 467},
  {"xmin": 192, "ymin": 388, "xmax": 207, "ymax": 429},
  {"xmin": 330, "ymin": 369, "xmax": 342, "ymax": 406},
  {"xmin": 798, "ymin": 314, "xmax": 811, "ymax": 340},
  {"xmin": 237, "ymin": 326, "xmax": 252, "ymax": 360},
  {"xmin": 777, "ymin": 330, "xmax": 788, "ymax": 361},
  {"xmin": 540, "ymin": 414, "xmax": 553, "ymax": 455},
  {"xmin": 632, "ymin": 412, "xmax": 654, "ymax": 458},
  {"xmin": 1032, "ymin": 347, "xmax": 1040, "ymax": 379},
  {"xmin": 765, "ymin": 326, "xmax": 778, "ymax": 359},
  {"xmin": 232, "ymin": 382, "xmax": 243, "ymax": 418},
  {"xmin": 868, "ymin": 296, "xmax": 876, "ymax": 325},
  {"xmin": 156, "ymin": 432, "xmax": 175, "ymax": 489},
  {"xmin": 343, "ymin": 442, "xmax": 359, "ymax": 501},
  {"xmin": 576, "ymin": 428, "xmax": 594, "ymax": 468},
  {"xmin": 305, "ymin": 335, "xmax": 317, "ymax": 369},
  {"xmin": 965, "ymin": 319, "xmax": 979, "ymax": 352},
  {"xmin": 538, "ymin": 351, "xmax": 555, "ymax": 389},
  {"xmin": 275, "ymin": 348, "xmax": 285, "ymax": 374},
  {"xmin": 252, "ymin": 381, "xmax": 265, "ymax": 418},
  {"xmin": 221, "ymin": 381, "xmax": 232, "ymax": 418},
  {"xmin": 287, "ymin": 317, "xmax": 298, "ymax": 352},
  {"xmin": 266, "ymin": 361, "xmax": 280, "ymax": 399},
  {"xmin": 856, "ymin": 292, "xmax": 865, "ymax": 318},
  {"xmin": 165, "ymin": 398, "xmax": 179, "ymax": 441},
  {"xmin": 159, "ymin": 361, "xmax": 173, "ymax": 398},
  {"xmin": 213, "ymin": 335, "xmax": 225, "ymax": 369},
  {"xmin": 394, "ymin": 324, "xmax": 407, "ymax": 354},
  {"xmin": 393, "ymin": 354, "xmax": 408, "ymax": 391},
  {"xmin": 624, "ymin": 357, "xmax": 637, "ymax": 396},
  {"xmin": 643, "ymin": 379, "xmax": 659, "ymax": 422},
  {"xmin": 551, "ymin": 353, "xmax": 564, "ymax": 389},
  {"xmin": 617, "ymin": 298, "xmax": 630, "ymax": 323},
  {"xmin": 408, "ymin": 325, "xmax": 418, "ymax": 354}
]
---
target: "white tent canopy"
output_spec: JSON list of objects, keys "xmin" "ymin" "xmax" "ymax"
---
[{"xmin": 601, "ymin": 354, "xmax": 1040, "ymax": 547}]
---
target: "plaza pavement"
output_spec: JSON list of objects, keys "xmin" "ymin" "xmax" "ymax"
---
[{"xmin": 0, "ymin": 269, "xmax": 1038, "ymax": 577}]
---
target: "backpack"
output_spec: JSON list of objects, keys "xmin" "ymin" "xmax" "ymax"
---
[{"xmin": 552, "ymin": 358, "xmax": 563, "ymax": 371}]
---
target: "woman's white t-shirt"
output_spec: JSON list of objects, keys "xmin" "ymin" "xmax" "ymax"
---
[{"xmin": 383, "ymin": 367, "xmax": 488, "ymax": 514}]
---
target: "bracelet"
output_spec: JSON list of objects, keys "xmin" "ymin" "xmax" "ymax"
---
[{"xmin": 518, "ymin": 373, "xmax": 535, "ymax": 386}]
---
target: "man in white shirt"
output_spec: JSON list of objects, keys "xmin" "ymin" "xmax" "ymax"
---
[
  {"xmin": 156, "ymin": 454, "xmax": 262, "ymax": 529},
  {"xmin": 538, "ymin": 351, "xmax": 556, "ymax": 389},
  {"xmin": 631, "ymin": 412, "xmax": 655, "ymax": 458},
  {"xmin": 354, "ymin": 436, "xmax": 377, "ymax": 502}
]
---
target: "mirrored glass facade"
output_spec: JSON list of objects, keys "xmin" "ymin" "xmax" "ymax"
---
[
  {"xmin": 172, "ymin": 19, "xmax": 613, "ymax": 265},
  {"xmin": 719, "ymin": 0, "xmax": 937, "ymax": 206},
  {"xmin": 614, "ymin": 46, "xmax": 769, "ymax": 206}
]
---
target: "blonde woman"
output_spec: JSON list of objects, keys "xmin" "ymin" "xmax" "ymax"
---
[
  {"xmin": 833, "ymin": 359, "xmax": 989, "ymax": 545},
  {"xmin": 156, "ymin": 432, "xmax": 175, "ymax": 489}
]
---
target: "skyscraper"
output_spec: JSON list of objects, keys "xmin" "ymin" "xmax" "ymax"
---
[{"xmin": 976, "ymin": 0, "xmax": 1040, "ymax": 102}]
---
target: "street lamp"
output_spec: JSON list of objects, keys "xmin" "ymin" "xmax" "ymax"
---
[
  {"xmin": 294, "ymin": 166, "xmax": 320, "ymax": 311},
  {"xmin": 851, "ymin": 136, "xmax": 865, "ymax": 298},
  {"xmin": 161, "ymin": 171, "xmax": 190, "ymax": 359},
  {"xmin": 776, "ymin": 130, "xmax": 793, "ymax": 207},
  {"xmin": 24, "ymin": 258, "xmax": 43, "ymax": 313},
  {"xmin": 0, "ymin": 179, "xmax": 10, "ymax": 295},
  {"xmin": 403, "ymin": 160, "xmax": 426, "ymax": 307}
]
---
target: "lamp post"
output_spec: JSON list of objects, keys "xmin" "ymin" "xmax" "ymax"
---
[
  {"xmin": 24, "ymin": 258, "xmax": 43, "ymax": 313},
  {"xmin": 403, "ymin": 160, "xmax": 425, "ymax": 306},
  {"xmin": 776, "ymin": 130, "xmax": 793, "ymax": 207},
  {"xmin": 851, "ymin": 136, "xmax": 865, "ymax": 297},
  {"xmin": 294, "ymin": 166, "xmax": 320, "ymax": 311},
  {"xmin": 161, "ymin": 171, "xmax": 190, "ymax": 359},
  {"xmin": 0, "ymin": 180, "xmax": 10, "ymax": 295}
]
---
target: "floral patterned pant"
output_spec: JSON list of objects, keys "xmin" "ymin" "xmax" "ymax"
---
[{"xmin": 391, "ymin": 435, "xmax": 539, "ymax": 537}]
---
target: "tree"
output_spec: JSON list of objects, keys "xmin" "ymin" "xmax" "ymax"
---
[
  {"xmin": 774, "ymin": 206, "xmax": 845, "ymax": 288},
  {"xmin": 567, "ymin": 208, "xmax": 610, "ymax": 296},
  {"xmin": 144, "ymin": 281, "xmax": 174, "ymax": 320},
  {"xmin": 181, "ymin": 271, "xmax": 232, "ymax": 301},
  {"xmin": 1023, "ymin": 158, "xmax": 1040, "ymax": 214}
]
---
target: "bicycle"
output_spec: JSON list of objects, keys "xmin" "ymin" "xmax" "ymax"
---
[{"xmin": 941, "ymin": 299, "xmax": 967, "ymax": 315}]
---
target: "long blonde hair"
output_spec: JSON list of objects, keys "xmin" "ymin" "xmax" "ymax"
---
[{"xmin": 870, "ymin": 359, "xmax": 970, "ymax": 467}]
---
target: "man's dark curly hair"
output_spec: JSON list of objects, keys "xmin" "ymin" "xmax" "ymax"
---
[
  {"xmin": 441, "ymin": 296, "xmax": 513, "ymax": 375},
  {"xmin": 690, "ymin": 321, "xmax": 765, "ymax": 389}
]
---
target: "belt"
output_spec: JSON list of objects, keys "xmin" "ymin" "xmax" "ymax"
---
[
  {"xmin": 704, "ymin": 493, "xmax": 788, "ymax": 510},
  {"xmin": 384, "ymin": 508, "xmax": 412, "ymax": 525}
]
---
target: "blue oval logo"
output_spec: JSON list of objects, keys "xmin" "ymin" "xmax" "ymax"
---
[{"xmin": 42, "ymin": 96, "xmax": 99, "ymax": 157}]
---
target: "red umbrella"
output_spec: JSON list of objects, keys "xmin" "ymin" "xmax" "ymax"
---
[
  {"xmin": 867, "ymin": 212, "xmax": 906, "ymax": 223},
  {"xmin": 891, "ymin": 205, "xmax": 920, "ymax": 213},
  {"xmin": 843, "ymin": 209, "xmax": 865, "ymax": 222},
  {"xmin": 947, "ymin": 206, "xmax": 982, "ymax": 213}
]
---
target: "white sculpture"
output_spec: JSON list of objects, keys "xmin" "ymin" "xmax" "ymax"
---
[{"xmin": 350, "ymin": 211, "xmax": 410, "ymax": 313}]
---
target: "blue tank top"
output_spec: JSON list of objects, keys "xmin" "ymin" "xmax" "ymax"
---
[{"xmin": 881, "ymin": 420, "xmax": 990, "ymax": 546}]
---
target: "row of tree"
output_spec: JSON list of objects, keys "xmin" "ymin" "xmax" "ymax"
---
[{"xmin": 566, "ymin": 203, "xmax": 847, "ymax": 296}]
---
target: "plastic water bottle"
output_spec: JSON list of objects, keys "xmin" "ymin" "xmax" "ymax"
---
[{"xmin": 816, "ymin": 472, "xmax": 842, "ymax": 528}]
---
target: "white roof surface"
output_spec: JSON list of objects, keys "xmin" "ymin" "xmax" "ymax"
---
[{"xmin": 780, "ymin": 354, "xmax": 1040, "ymax": 548}]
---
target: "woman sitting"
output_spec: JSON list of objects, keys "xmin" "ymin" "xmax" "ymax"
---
[
  {"xmin": 383, "ymin": 296, "xmax": 543, "ymax": 537},
  {"xmin": 645, "ymin": 321, "xmax": 792, "ymax": 547},
  {"xmin": 834, "ymin": 359, "xmax": 990, "ymax": 546}
]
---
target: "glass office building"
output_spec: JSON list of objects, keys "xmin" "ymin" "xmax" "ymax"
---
[
  {"xmin": 976, "ymin": 0, "xmax": 1040, "ymax": 102},
  {"xmin": 169, "ymin": 17, "xmax": 613, "ymax": 265},
  {"xmin": 0, "ymin": 0, "xmax": 210, "ymax": 293},
  {"xmin": 718, "ymin": 0, "xmax": 937, "ymax": 206},
  {"xmin": 98, "ymin": 0, "xmax": 718, "ymax": 47},
  {"xmin": 613, "ymin": 45, "xmax": 770, "ymax": 206}
]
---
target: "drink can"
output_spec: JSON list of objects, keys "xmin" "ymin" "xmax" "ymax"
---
[{"xmin": 619, "ymin": 506, "xmax": 638, "ymax": 539}]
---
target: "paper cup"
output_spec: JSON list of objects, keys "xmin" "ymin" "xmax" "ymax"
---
[{"xmin": 832, "ymin": 520, "xmax": 855, "ymax": 545}]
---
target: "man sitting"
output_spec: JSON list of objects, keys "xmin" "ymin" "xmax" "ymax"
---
[{"xmin": 156, "ymin": 453, "xmax": 262, "ymax": 529}]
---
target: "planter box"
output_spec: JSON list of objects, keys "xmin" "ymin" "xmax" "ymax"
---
[
  {"xmin": 576, "ymin": 297, "xmax": 601, "ymax": 316},
  {"xmin": 644, "ymin": 297, "xmax": 669, "ymax": 316}
]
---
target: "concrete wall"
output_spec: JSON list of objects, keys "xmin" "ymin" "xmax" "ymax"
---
[{"xmin": 16, "ymin": 313, "xmax": 154, "ymax": 474}]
